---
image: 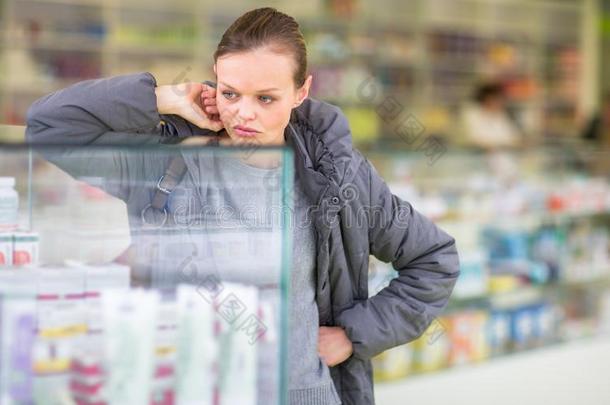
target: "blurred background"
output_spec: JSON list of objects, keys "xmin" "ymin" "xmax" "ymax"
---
[{"xmin": 1, "ymin": 0, "xmax": 610, "ymax": 404}]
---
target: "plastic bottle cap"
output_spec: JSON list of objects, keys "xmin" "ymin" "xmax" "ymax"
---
[{"xmin": 0, "ymin": 177, "xmax": 15, "ymax": 187}]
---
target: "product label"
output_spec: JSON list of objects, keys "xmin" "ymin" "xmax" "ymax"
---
[
  {"xmin": 0, "ymin": 234, "xmax": 13, "ymax": 266},
  {"xmin": 0, "ymin": 194, "xmax": 18, "ymax": 229},
  {"xmin": 13, "ymin": 233, "xmax": 39, "ymax": 267}
]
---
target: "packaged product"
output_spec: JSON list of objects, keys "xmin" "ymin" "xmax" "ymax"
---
[
  {"xmin": 531, "ymin": 302, "xmax": 559, "ymax": 345},
  {"xmin": 372, "ymin": 343, "xmax": 413, "ymax": 381},
  {"xmin": 488, "ymin": 310, "xmax": 511, "ymax": 355},
  {"xmin": 411, "ymin": 316, "xmax": 450, "ymax": 372},
  {"xmin": 33, "ymin": 267, "xmax": 87, "ymax": 404},
  {"xmin": 102, "ymin": 288, "xmax": 159, "ymax": 405},
  {"xmin": 175, "ymin": 285, "xmax": 217, "ymax": 405},
  {"xmin": 446, "ymin": 310, "xmax": 490, "ymax": 366},
  {"xmin": 12, "ymin": 232, "xmax": 39, "ymax": 267},
  {"xmin": 151, "ymin": 298, "xmax": 178, "ymax": 405},
  {"xmin": 0, "ymin": 271, "xmax": 36, "ymax": 405},
  {"xmin": 256, "ymin": 291, "xmax": 279, "ymax": 405},
  {"xmin": 0, "ymin": 233, "xmax": 12, "ymax": 267},
  {"xmin": 0, "ymin": 177, "xmax": 18, "ymax": 231},
  {"xmin": 215, "ymin": 283, "xmax": 258, "ymax": 405},
  {"xmin": 510, "ymin": 305, "xmax": 537, "ymax": 350}
]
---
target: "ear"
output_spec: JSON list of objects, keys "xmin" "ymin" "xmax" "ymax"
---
[
  {"xmin": 293, "ymin": 75, "xmax": 312, "ymax": 108},
  {"xmin": 213, "ymin": 64, "xmax": 217, "ymax": 76}
]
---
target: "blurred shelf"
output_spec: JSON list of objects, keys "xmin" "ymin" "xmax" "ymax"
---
[
  {"xmin": 16, "ymin": 0, "xmax": 103, "ymax": 8},
  {"xmin": 0, "ymin": 0, "xmax": 588, "ymax": 139},
  {"xmin": 107, "ymin": 43, "xmax": 195, "ymax": 56},
  {"xmin": 448, "ymin": 275, "xmax": 610, "ymax": 310},
  {"xmin": 2, "ymin": 36, "xmax": 106, "ymax": 53},
  {"xmin": 16, "ymin": 0, "xmax": 196, "ymax": 13},
  {"xmin": 1, "ymin": 80, "xmax": 85, "ymax": 95}
]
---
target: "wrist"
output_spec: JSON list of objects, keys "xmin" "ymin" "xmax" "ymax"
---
[{"xmin": 155, "ymin": 85, "xmax": 178, "ymax": 115}]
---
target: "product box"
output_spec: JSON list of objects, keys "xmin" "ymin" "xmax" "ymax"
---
[
  {"xmin": 256, "ymin": 292, "xmax": 279, "ymax": 405},
  {"xmin": 151, "ymin": 299, "xmax": 178, "ymax": 405},
  {"xmin": 66, "ymin": 262, "xmax": 130, "ymax": 333},
  {"xmin": 32, "ymin": 267, "xmax": 87, "ymax": 404},
  {"xmin": 452, "ymin": 250, "xmax": 488, "ymax": 299},
  {"xmin": 488, "ymin": 310, "xmax": 512, "ymax": 356},
  {"xmin": 372, "ymin": 343, "xmax": 413, "ymax": 381},
  {"xmin": 446, "ymin": 310, "xmax": 490, "ymax": 366},
  {"xmin": 510, "ymin": 305, "xmax": 537, "ymax": 350},
  {"xmin": 0, "ymin": 271, "xmax": 37, "ymax": 405},
  {"xmin": 12, "ymin": 231, "xmax": 39, "ymax": 267},
  {"xmin": 411, "ymin": 317, "xmax": 451, "ymax": 373},
  {"xmin": 0, "ymin": 233, "xmax": 12, "ymax": 267},
  {"xmin": 531, "ymin": 302, "xmax": 559, "ymax": 345}
]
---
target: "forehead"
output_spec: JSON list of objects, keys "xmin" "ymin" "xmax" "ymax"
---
[{"xmin": 215, "ymin": 47, "xmax": 295, "ymax": 92}]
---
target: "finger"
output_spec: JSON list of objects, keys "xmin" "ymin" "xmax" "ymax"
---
[
  {"xmin": 189, "ymin": 103, "xmax": 221, "ymax": 130},
  {"xmin": 201, "ymin": 85, "xmax": 216, "ymax": 96},
  {"xmin": 203, "ymin": 98, "xmax": 216, "ymax": 106},
  {"xmin": 205, "ymin": 106, "xmax": 219, "ymax": 115}
]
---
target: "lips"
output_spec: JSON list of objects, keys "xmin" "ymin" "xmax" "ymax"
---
[{"xmin": 234, "ymin": 125, "xmax": 260, "ymax": 137}]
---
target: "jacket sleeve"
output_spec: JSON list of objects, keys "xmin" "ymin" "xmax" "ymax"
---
[
  {"xmin": 335, "ymin": 159, "xmax": 460, "ymax": 361},
  {"xmin": 25, "ymin": 71, "xmax": 215, "ymax": 146},
  {"xmin": 24, "ymin": 72, "xmax": 215, "ymax": 200}
]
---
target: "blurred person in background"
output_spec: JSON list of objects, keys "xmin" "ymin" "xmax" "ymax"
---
[
  {"xmin": 582, "ymin": 92, "xmax": 610, "ymax": 147},
  {"xmin": 459, "ymin": 82, "xmax": 523, "ymax": 151}
]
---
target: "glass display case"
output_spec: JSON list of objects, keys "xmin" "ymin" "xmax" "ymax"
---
[{"xmin": 0, "ymin": 140, "xmax": 294, "ymax": 405}]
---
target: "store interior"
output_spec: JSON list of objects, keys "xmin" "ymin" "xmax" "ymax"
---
[{"xmin": 1, "ymin": 0, "xmax": 610, "ymax": 404}]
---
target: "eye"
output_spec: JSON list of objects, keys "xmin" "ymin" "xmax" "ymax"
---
[
  {"xmin": 222, "ymin": 91, "xmax": 238, "ymax": 100},
  {"xmin": 259, "ymin": 95, "xmax": 274, "ymax": 104}
]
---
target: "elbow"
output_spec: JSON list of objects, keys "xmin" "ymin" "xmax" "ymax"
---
[
  {"xmin": 439, "ymin": 233, "xmax": 461, "ymax": 279},
  {"xmin": 24, "ymin": 98, "xmax": 52, "ymax": 144},
  {"xmin": 25, "ymin": 101, "xmax": 42, "ymax": 143}
]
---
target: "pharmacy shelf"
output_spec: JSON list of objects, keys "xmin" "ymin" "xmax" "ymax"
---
[
  {"xmin": 375, "ymin": 334, "xmax": 610, "ymax": 405},
  {"xmin": 448, "ymin": 275, "xmax": 610, "ymax": 310},
  {"xmin": 0, "ymin": 0, "xmax": 591, "ymax": 144}
]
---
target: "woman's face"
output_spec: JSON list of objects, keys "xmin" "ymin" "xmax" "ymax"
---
[{"xmin": 214, "ymin": 47, "xmax": 311, "ymax": 146}]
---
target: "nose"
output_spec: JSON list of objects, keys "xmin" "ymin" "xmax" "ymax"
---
[{"xmin": 236, "ymin": 98, "xmax": 256, "ymax": 123}]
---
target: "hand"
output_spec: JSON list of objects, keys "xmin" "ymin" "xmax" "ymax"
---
[
  {"xmin": 318, "ymin": 326, "xmax": 353, "ymax": 367},
  {"xmin": 200, "ymin": 82, "xmax": 221, "ymax": 123},
  {"xmin": 155, "ymin": 82, "xmax": 224, "ymax": 131}
]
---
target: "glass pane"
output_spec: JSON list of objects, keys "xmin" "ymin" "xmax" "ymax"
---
[{"xmin": 0, "ymin": 139, "xmax": 293, "ymax": 405}]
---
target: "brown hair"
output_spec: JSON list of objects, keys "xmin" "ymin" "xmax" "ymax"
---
[{"xmin": 213, "ymin": 7, "xmax": 308, "ymax": 88}]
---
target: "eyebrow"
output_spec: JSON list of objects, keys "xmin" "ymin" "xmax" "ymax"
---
[{"xmin": 219, "ymin": 81, "xmax": 281, "ymax": 93}]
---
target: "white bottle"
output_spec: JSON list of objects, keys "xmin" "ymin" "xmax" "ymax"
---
[{"xmin": 0, "ymin": 177, "xmax": 19, "ymax": 230}]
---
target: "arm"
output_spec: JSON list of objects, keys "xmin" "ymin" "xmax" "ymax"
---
[
  {"xmin": 25, "ymin": 71, "xmax": 216, "ymax": 146},
  {"xmin": 335, "ymin": 160, "xmax": 460, "ymax": 361},
  {"xmin": 24, "ymin": 72, "xmax": 218, "ymax": 200}
]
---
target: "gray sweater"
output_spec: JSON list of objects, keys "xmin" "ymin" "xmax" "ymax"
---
[{"xmin": 217, "ymin": 157, "xmax": 341, "ymax": 404}]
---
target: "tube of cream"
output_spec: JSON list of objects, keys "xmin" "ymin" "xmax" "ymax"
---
[
  {"xmin": 174, "ymin": 285, "xmax": 216, "ymax": 405},
  {"xmin": 215, "ymin": 283, "xmax": 258, "ymax": 405},
  {"xmin": 102, "ymin": 288, "xmax": 159, "ymax": 405}
]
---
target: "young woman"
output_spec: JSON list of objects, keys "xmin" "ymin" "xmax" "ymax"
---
[{"xmin": 26, "ymin": 7, "xmax": 460, "ymax": 405}]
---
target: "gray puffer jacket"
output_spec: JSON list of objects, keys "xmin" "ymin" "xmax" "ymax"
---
[{"xmin": 25, "ymin": 72, "xmax": 460, "ymax": 405}]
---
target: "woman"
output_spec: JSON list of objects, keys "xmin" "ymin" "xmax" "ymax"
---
[
  {"xmin": 459, "ymin": 82, "xmax": 523, "ymax": 150},
  {"xmin": 25, "ymin": 7, "xmax": 460, "ymax": 405}
]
